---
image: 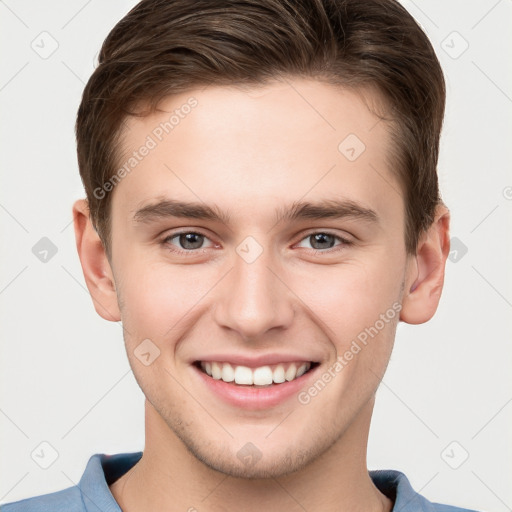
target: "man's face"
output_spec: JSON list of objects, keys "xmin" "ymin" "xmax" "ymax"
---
[{"xmin": 107, "ymin": 79, "xmax": 413, "ymax": 477}]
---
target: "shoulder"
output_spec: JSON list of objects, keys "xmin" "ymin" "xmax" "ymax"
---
[
  {"xmin": 369, "ymin": 469, "xmax": 481, "ymax": 512},
  {"xmin": 0, "ymin": 451, "xmax": 142, "ymax": 512},
  {"xmin": 0, "ymin": 486, "xmax": 84, "ymax": 512}
]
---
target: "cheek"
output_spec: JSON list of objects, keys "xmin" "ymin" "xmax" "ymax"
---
[
  {"xmin": 290, "ymin": 252, "xmax": 404, "ymax": 339},
  {"xmin": 115, "ymin": 260, "xmax": 216, "ymax": 340}
]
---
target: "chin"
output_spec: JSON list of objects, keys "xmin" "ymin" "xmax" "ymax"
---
[
  {"xmin": 168, "ymin": 415, "xmax": 339, "ymax": 480},
  {"xmin": 192, "ymin": 443, "xmax": 317, "ymax": 479}
]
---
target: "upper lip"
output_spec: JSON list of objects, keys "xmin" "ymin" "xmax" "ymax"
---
[{"xmin": 192, "ymin": 353, "xmax": 319, "ymax": 368}]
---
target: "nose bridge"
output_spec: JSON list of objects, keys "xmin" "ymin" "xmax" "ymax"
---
[{"xmin": 213, "ymin": 241, "xmax": 294, "ymax": 339}]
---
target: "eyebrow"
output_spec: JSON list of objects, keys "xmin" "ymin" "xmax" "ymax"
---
[
  {"xmin": 133, "ymin": 199, "xmax": 231, "ymax": 225},
  {"xmin": 275, "ymin": 198, "xmax": 378, "ymax": 225},
  {"xmin": 132, "ymin": 198, "xmax": 379, "ymax": 226}
]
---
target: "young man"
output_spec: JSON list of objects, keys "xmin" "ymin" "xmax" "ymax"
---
[{"xmin": 1, "ymin": 0, "xmax": 480, "ymax": 511}]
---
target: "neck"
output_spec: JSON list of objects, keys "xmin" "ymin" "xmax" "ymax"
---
[{"xmin": 110, "ymin": 399, "xmax": 392, "ymax": 512}]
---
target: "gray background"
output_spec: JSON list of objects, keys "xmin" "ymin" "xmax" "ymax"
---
[{"xmin": 1, "ymin": 0, "xmax": 511, "ymax": 510}]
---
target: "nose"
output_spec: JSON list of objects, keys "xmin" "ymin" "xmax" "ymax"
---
[{"xmin": 213, "ymin": 245, "xmax": 295, "ymax": 340}]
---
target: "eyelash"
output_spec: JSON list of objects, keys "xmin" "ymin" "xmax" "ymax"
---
[{"xmin": 161, "ymin": 230, "xmax": 353, "ymax": 257}]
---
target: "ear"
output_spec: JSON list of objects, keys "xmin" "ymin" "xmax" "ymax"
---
[
  {"xmin": 72, "ymin": 199, "xmax": 121, "ymax": 322},
  {"xmin": 400, "ymin": 204, "xmax": 450, "ymax": 324}
]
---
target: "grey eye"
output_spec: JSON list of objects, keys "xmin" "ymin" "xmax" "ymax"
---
[
  {"xmin": 297, "ymin": 233, "xmax": 340, "ymax": 250},
  {"xmin": 177, "ymin": 233, "xmax": 205, "ymax": 250}
]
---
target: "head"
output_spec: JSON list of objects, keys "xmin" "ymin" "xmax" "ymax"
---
[{"xmin": 73, "ymin": 0, "xmax": 450, "ymax": 478}]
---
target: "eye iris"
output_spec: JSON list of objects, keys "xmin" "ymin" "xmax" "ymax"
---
[
  {"xmin": 180, "ymin": 233, "xmax": 203, "ymax": 250},
  {"xmin": 310, "ymin": 233, "xmax": 335, "ymax": 250}
]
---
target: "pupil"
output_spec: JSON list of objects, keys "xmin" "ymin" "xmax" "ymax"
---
[
  {"xmin": 180, "ymin": 233, "xmax": 203, "ymax": 250},
  {"xmin": 311, "ymin": 233, "xmax": 334, "ymax": 250}
]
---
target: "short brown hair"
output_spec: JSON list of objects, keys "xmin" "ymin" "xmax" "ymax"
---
[{"xmin": 76, "ymin": 0, "xmax": 446, "ymax": 257}]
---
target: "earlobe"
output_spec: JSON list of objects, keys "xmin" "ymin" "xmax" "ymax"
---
[
  {"xmin": 400, "ymin": 204, "xmax": 450, "ymax": 325},
  {"xmin": 72, "ymin": 199, "xmax": 121, "ymax": 322}
]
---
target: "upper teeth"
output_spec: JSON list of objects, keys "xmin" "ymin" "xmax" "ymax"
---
[{"xmin": 200, "ymin": 361, "xmax": 312, "ymax": 386}]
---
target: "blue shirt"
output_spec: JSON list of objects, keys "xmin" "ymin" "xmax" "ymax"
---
[{"xmin": 0, "ymin": 452, "xmax": 479, "ymax": 512}]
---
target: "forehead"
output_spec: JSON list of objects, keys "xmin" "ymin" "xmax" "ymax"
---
[{"xmin": 112, "ymin": 78, "xmax": 402, "ymax": 228}]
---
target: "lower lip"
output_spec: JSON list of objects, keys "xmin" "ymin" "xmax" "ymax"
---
[{"xmin": 192, "ymin": 364, "xmax": 319, "ymax": 410}]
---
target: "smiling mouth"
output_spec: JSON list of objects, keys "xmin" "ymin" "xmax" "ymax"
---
[{"xmin": 193, "ymin": 361, "xmax": 320, "ymax": 387}]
